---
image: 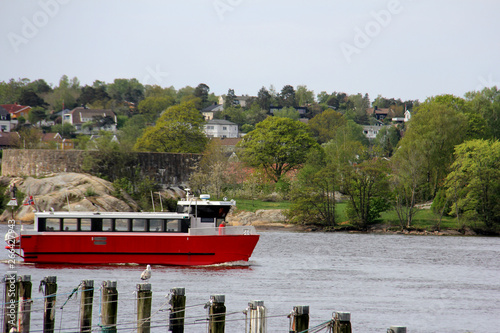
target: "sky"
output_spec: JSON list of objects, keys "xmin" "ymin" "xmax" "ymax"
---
[{"xmin": 1, "ymin": 0, "xmax": 499, "ymax": 103}]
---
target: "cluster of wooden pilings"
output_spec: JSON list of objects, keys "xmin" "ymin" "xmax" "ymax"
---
[{"xmin": 2, "ymin": 274, "xmax": 408, "ymax": 333}]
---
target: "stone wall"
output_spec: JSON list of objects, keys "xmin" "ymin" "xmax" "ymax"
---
[{"xmin": 1, "ymin": 149, "xmax": 201, "ymax": 187}]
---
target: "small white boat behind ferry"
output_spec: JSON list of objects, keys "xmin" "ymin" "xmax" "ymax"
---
[{"xmin": 6, "ymin": 194, "xmax": 259, "ymax": 266}]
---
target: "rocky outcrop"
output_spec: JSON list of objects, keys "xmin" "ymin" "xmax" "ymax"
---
[
  {"xmin": 227, "ymin": 209, "xmax": 297, "ymax": 229},
  {"xmin": 1, "ymin": 173, "xmax": 140, "ymax": 222}
]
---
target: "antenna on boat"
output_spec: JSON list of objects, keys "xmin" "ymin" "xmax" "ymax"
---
[{"xmin": 151, "ymin": 191, "xmax": 155, "ymax": 212}]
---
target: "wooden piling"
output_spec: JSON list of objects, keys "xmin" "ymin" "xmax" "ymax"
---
[
  {"xmin": 101, "ymin": 281, "xmax": 118, "ymax": 333},
  {"xmin": 169, "ymin": 287, "xmax": 186, "ymax": 333},
  {"xmin": 248, "ymin": 300, "xmax": 266, "ymax": 333},
  {"xmin": 290, "ymin": 305, "xmax": 309, "ymax": 333},
  {"xmin": 387, "ymin": 326, "xmax": 407, "ymax": 333},
  {"xmin": 17, "ymin": 275, "xmax": 32, "ymax": 333},
  {"xmin": 208, "ymin": 294, "xmax": 226, "ymax": 333},
  {"xmin": 40, "ymin": 276, "xmax": 57, "ymax": 333},
  {"xmin": 333, "ymin": 312, "xmax": 352, "ymax": 333},
  {"xmin": 136, "ymin": 283, "xmax": 152, "ymax": 333},
  {"xmin": 3, "ymin": 273, "xmax": 18, "ymax": 333},
  {"xmin": 79, "ymin": 280, "xmax": 94, "ymax": 333}
]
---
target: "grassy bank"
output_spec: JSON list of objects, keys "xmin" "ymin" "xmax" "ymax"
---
[{"xmin": 235, "ymin": 199, "xmax": 471, "ymax": 232}]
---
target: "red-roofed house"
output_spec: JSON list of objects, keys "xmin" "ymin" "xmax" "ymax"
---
[
  {"xmin": 63, "ymin": 107, "xmax": 117, "ymax": 134},
  {"xmin": 0, "ymin": 104, "xmax": 31, "ymax": 119}
]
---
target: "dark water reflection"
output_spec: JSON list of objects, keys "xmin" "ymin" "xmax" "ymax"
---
[{"xmin": 1, "ymin": 224, "xmax": 499, "ymax": 332}]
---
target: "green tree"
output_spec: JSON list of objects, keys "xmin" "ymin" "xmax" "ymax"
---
[
  {"xmin": 256, "ymin": 86, "xmax": 272, "ymax": 110},
  {"xmin": 394, "ymin": 97, "xmax": 468, "ymax": 199},
  {"xmin": 237, "ymin": 117, "xmax": 320, "ymax": 182},
  {"xmin": 188, "ymin": 139, "xmax": 230, "ymax": 199},
  {"xmin": 341, "ymin": 157, "xmax": 391, "ymax": 229},
  {"xmin": 295, "ymin": 85, "xmax": 315, "ymax": 106},
  {"xmin": 107, "ymin": 78, "xmax": 144, "ymax": 104},
  {"xmin": 134, "ymin": 100, "xmax": 207, "ymax": 153},
  {"xmin": 273, "ymin": 107, "xmax": 299, "ymax": 120},
  {"xmin": 308, "ymin": 109, "xmax": 347, "ymax": 144},
  {"xmin": 51, "ymin": 123, "xmax": 76, "ymax": 138},
  {"xmin": 224, "ymin": 89, "xmax": 236, "ymax": 109},
  {"xmin": 279, "ymin": 85, "xmax": 296, "ymax": 107},
  {"xmin": 28, "ymin": 107, "xmax": 47, "ymax": 126},
  {"xmin": 286, "ymin": 149, "xmax": 337, "ymax": 227},
  {"xmin": 194, "ymin": 83, "xmax": 210, "ymax": 108},
  {"xmin": 373, "ymin": 125, "xmax": 401, "ymax": 157},
  {"xmin": 137, "ymin": 95, "xmax": 175, "ymax": 120},
  {"xmin": 445, "ymin": 139, "xmax": 500, "ymax": 230}
]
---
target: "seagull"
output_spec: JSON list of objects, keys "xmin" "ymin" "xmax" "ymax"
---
[{"xmin": 140, "ymin": 265, "xmax": 152, "ymax": 280}]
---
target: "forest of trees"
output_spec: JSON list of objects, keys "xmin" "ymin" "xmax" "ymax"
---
[{"xmin": 1, "ymin": 76, "xmax": 499, "ymax": 233}]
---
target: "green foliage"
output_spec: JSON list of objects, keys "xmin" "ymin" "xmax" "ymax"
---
[
  {"xmin": 286, "ymin": 149, "xmax": 337, "ymax": 226},
  {"xmin": 373, "ymin": 126, "xmax": 401, "ymax": 157},
  {"xmin": 273, "ymin": 107, "xmax": 300, "ymax": 120},
  {"xmin": 137, "ymin": 95, "xmax": 176, "ymax": 121},
  {"xmin": 445, "ymin": 139, "xmax": 500, "ymax": 231},
  {"xmin": 308, "ymin": 109, "xmax": 347, "ymax": 144},
  {"xmin": 84, "ymin": 187, "xmax": 97, "ymax": 197},
  {"xmin": 237, "ymin": 117, "xmax": 320, "ymax": 182},
  {"xmin": 341, "ymin": 158, "xmax": 391, "ymax": 229},
  {"xmin": 51, "ymin": 123, "xmax": 76, "ymax": 138},
  {"xmin": 134, "ymin": 100, "xmax": 208, "ymax": 153}
]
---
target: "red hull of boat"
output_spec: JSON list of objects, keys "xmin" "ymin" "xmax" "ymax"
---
[{"xmin": 19, "ymin": 232, "xmax": 260, "ymax": 266}]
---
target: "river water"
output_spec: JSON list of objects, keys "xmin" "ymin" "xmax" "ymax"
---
[{"xmin": 1, "ymin": 223, "xmax": 499, "ymax": 332}]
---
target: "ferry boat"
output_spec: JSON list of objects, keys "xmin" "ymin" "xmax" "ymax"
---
[{"xmin": 5, "ymin": 194, "xmax": 259, "ymax": 266}]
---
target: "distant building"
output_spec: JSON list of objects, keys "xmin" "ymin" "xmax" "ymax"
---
[
  {"xmin": 0, "ymin": 104, "xmax": 31, "ymax": 119},
  {"xmin": 269, "ymin": 105, "xmax": 308, "ymax": 118},
  {"xmin": 218, "ymin": 95, "xmax": 254, "ymax": 108},
  {"xmin": 362, "ymin": 123, "xmax": 388, "ymax": 139},
  {"xmin": 365, "ymin": 106, "xmax": 396, "ymax": 120},
  {"xmin": 204, "ymin": 119, "xmax": 239, "ymax": 138},
  {"xmin": 0, "ymin": 132, "xmax": 20, "ymax": 149},
  {"xmin": 63, "ymin": 107, "xmax": 117, "ymax": 134},
  {"xmin": 0, "ymin": 106, "xmax": 12, "ymax": 132},
  {"xmin": 201, "ymin": 104, "xmax": 224, "ymax": 121}
]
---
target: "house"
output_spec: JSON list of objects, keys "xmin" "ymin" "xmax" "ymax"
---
[
  {"xmin": 0, "ymin": 132, "xmax": 20, "ymax": 149},
  {"xmin": 365, "ymin": 106, "xmax": 396, "ymax": 120},
  {"xmin": 269, "ymin": 105, "xmax": 308, "ymax": 118},
  {"xmin": 0, "ymin": 106, "xmax": 12, "ymax": 132},
  {"xmin": 0, "ymin": 104, "xmax": 32, "ymax": 119},
  {"xmin": 63, "ymin": 107, "xmax": 117, "ymax": 134},
  {"xmin": 41, "ymin": 132, "xmax": 63, "ymax": 148},
  {"xmin": 201, "ymin": 104, "xmax": 224, "ymax": 121},
  {"xmin": 362, "ymin": 123, "xmax": 388, "ymax": 139},
  {"xmin": 218, "ymin": 95, "xmax": 254, "ymax": 108},
  {"xmin": 204, "ymin": 119, "xmax": 239, "ymax": 138}
]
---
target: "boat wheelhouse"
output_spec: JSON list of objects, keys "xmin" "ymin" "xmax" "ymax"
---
[{"xmin": 7, "ymin": 195, "xmax": 259, "ymax": 266}]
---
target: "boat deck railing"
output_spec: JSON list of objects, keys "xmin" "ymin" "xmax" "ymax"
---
[{"xmin": 189, "ymin": 225, "xmax": 257, "ymax": 236}]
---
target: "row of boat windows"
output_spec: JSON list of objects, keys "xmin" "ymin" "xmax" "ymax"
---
[{"xmin": 38, "ymin": 218, "xmax": 190, "ymax": 233}]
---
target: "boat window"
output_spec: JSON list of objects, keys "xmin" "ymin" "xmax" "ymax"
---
[
  {"xmin": 80, "ymin": 218, "xmax": 92, "ymax": 231},
  {"xmin": 115, "ymin": 218, "xmax": 130, "ymax": 231},
  {"xmin": 63, "ymin": 218, "xmax": 78, "ymax": 231},
  {"xmin": 44, "ymin": 218, "xmax": 61, "ymax": 231},
  {"xmin": 166, "ymin": 219, "xmax": 182, "ymax": 232},
  {"xmin": 149, "ymin": 219, "xmax": 164, "ymax": 232},
  {"xmin": 201, "ymin": 217, "xmax": 215, "ymax": 223},
  {"xmin": 132, "ymin": 218, "xmax": 147, "ymax": 231},
  {"xmin": 102, "ymin": 218, "xmax": 113, "ymax": 231}
]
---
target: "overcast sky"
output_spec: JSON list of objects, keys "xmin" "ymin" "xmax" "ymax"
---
[{"xmin": 1, "ymin": 0, "xmax": 499, "ymax": 102}]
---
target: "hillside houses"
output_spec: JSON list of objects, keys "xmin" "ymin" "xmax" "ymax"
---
[{"xmin": 63, "ymin": 107, "xmax": 117, "ymax": 134}]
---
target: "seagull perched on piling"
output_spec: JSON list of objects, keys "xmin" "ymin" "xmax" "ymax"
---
[{"xmin": 140, "ymin": 265, "xmax": 152, "ymax": 280}]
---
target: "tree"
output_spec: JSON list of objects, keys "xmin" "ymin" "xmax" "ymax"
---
[
  {"xmin": 237, "ymin": 117, "xmax": 320, "ymax": 182},
  {"xmin": 224, "ymin": 89, "xmax": 236, "ymax": 109},
  {"xmin": 279, "ymin": 85, "xmax": 296, "ymax": 107},
  {"xmin": 286, "ymin": 149, "xmax": 337, "ymax": 227},
  {"xmin": 77, "ymin": 85, "xmax": 110, "ymax": 106},
  {"xmin": 18, "ymin": 127, "xmax": 43, "ymax": 149},
  {"xmin": 188, "ymin": 139, "xmax": 231, "ymax": 198},
  {"xmin": 28, "ymin": 107, "xmax": 47, "ymax": 125},
  {"xmin": 256, "ymin": 86, "xmax": 272, "ymax": 110},
  {"xmin": 134, "ymin": 100, "xmax": 208, "ymax": 153},
  {"xmin": 137, "ymin": 95, "xmax": 175, "ymax": 120},
  {"xmin": 19, "ymin": 90, "xmax": 47, "ymax": 107},
  {"xmin": 295, "ymin": 85, "xmax": 315, "ymax": 106},
  {"xmin": 51, "ymin": 123, "xmax": 76, "ymax": 138},
  {"xmin": 308, "ymin": 109, "xmax": 347, "ymax": 144},
  {"xmin": 194, "ymin": 83, "xmax": 210, "ymax": 108},
  {"xmin": 273, "ymin": 107, "xmax": 299, "ymax": 120},
  {"xmin": 394, "ymin": 97, "xmax": 468, "ymax": 199},
  {"xmin": 340, "ymin": 157, "xmax": 392, "ymax": 229},
  {"xmin": 107, "ymin": 78, "xmax": 144, "ymax": 104},
  {"xmin": 373, "ymin": 125, "xmax": 401, "ymax": 157},
  {"xmin": 444, "ymin": 139, "xmax": 500, "ymax": 231}
]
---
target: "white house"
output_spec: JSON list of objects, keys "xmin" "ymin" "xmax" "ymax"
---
[
  {"xmin": 63, "ymin": 107, "xmax": 117, "ymax": 134},
  {"xmin": 204, "ymin": 119, "xmax": 239, "ymax": 138}
]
